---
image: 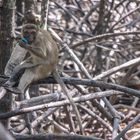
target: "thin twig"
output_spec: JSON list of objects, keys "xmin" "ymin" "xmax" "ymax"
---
[
  {"xmin": 71, "ymin": 31, "xmax": 140, "ymax": 49},
  {"xmin": 114, "ymin": 114, "xmax": 140, "ymax": 140},
  {"xmin": 78, "ymin": 104, "xmax": 113, "ymax": 132},
  {"xmin": 110, "ymin": 6, "xmax": 140, "ymax": 30},
  {"xmin": 93, "ymin": 57, "xmax": 140, "ymax": 80}
]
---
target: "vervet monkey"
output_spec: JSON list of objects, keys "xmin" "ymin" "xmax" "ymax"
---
[
  {"xmin": 5, "ymin": 12, "xmax": 83, "ymax": 133},
  {"xmin": 4, "ymin": 10, "xmax": 40, "ymax": 77},
  {"xmin": 5, "ymin": 23, "xmax": 59, "ymax": 93}
]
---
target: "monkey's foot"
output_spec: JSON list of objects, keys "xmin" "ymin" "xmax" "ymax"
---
[
  {"xmin": 4, "ymin": 80, "xmax": 17, "ymax": 87},
  {"xmin": 2, "ymin": 81, "xmax": 21, "ymax": 94}
]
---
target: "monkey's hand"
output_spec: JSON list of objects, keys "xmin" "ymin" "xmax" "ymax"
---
[{"xmin": 18, "ymin": 38, "xmax": 30, "ymax": 49}]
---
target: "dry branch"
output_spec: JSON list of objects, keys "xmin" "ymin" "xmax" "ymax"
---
[
  {"xmin": 71, "ymin": 31, "xmax": 140, "ymax": 48},
  {"xmin": 0, "ymin": 90, "xmax": 123, "ymax": 119},
  {"xmin": 15, "ymin": 133, "xmax": 104, "ymax": 140}
]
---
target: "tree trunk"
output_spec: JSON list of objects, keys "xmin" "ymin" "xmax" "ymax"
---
[
  {"xmin": 16, "ymin": 0, "xmax": 23, "ymax": 26},
  {"xmin": 0, "ymin": 0, "xmax": 16, "ymax": 128}
]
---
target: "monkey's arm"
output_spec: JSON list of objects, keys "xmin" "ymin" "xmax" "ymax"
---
[
  {"xmin": 18, "ymin": 57, "xmax": 40, "ymax": 68},
  {"xmin": 4, "ymin": 44, "xmax": 27, "ymax": 76},
  {"xmin": 18, "ymin": 40, "xmax": 46, "ymax": 59}
]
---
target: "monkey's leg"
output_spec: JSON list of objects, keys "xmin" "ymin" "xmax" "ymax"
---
[
  {"xmin": 53, "ymin": 70, "xmax": 84, "ymax": 134},
  {"xmin": 18, "ymin": 68, "xmax": 36, "ymax": 94},
  {"xmin": 11, "ymin": 61, "xmax": 40, "ymax": 86},
  {"xmin": 18, "ymin": 69, "xmax": 35, "ymax": 134},
  {"xmin": 5, "ymin": 66, "xmax": 26, "ymax": 87}
]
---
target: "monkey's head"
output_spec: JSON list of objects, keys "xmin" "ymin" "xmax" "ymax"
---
[
  {"xmin": 23, "ymin": 10, "xmax": 41, "ymax": 25},
  {"xmin": 22, "ymin": 24, "xmax": 38, "ymax": 45}
]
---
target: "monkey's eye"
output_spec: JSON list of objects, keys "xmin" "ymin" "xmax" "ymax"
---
[
  {"xmin": 31, "ymin": 31, "xmax": 36, "ymax": 34},
  {"xmin": 24, "ymin": 31, "xmax": 29, "ymax": 36}
]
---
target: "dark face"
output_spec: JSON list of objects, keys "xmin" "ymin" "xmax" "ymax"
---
[{"xmin": 23, "ymin": 29, "xmax": 37, "ymax": 44}]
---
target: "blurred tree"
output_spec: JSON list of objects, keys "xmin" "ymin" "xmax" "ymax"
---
[
  {"xmin": 0, "ymin": 0, "xmax": 16, "ymax": 127},
  {"xmin": 16, "ymin": 0, "xmax": 23, "ymax": 26}
]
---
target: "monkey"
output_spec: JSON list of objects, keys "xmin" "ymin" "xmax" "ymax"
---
[
  {"xmin": 4, "ymin": 11, "xmax": 41, "ymax": 86},
  {"xmin": 5, "ymin": 23, "xmax": 59, "ymax": 94},
  {"xmin": 4, "ymin": 12, "xmax": 83, "ymax": 133}
]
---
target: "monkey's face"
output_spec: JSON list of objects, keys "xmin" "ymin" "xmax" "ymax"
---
[{"xmin": 23, "ymin": 29, "xmax": 37, "ymax": 44}]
